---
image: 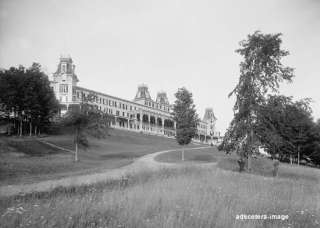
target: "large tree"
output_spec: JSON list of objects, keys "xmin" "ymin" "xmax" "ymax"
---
[
  {"xmin": 222, "ymin": 31, "xmax": 294, "ymax": 171},
  {"xmin": 62, "ymin": 92, "xmax": 113, "ymax": 162},
  {"xmin": 172, "ymin": 87, "xmax": 199, "ymax": 161},
  {"xmin": 0, "ymin": 63, "xmax": 59, "ymax": 136}
]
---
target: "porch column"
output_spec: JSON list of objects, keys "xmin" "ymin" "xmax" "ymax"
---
[
  {"xmin": 148, "ymin": 113, "xmax": 151, "ymax": 132},
  {"xmin": 162, "ymin": 118, "xmax": 165, "ymax": 135},
  {"xmin": 139, "ymin": 110, "xmax": 142, "ymax": 130}
]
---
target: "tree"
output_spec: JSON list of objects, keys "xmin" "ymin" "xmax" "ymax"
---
[
  {"xmin": 222, "ymin": 31, "xmax": 294, "ymax": 171},
  {"xmin": 172, "ymin": 87, "xmax": 199, "ymax": 161},
  {"xmin": 0, "ymin": 63, "xmax": 59, "ymax": 136},
  {"xmin": 256, "ymin": 95, "xmax": 316, "ymax": 165},
  {"xmin": 309, "ymin": 119, "xmax": 320, "ymax": 166},
  {"xmin": 62, "ymin": 92, "xmax": 112, "ymax": 162},
  {"xmin": 255, "ymin": 95, "xmax": 292, "ymax": 159}
]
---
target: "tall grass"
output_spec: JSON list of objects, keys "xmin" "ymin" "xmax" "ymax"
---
[{"xmin": 1, "ymin": 165, "xmax": 319, "ymax": 228}]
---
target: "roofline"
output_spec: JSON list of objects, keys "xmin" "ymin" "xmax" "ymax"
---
[{"xmin": 74, "ymin": 86, "xmax": 172, "ymax": 115}]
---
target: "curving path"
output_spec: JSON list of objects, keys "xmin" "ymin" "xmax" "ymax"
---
[{"xmin": 0, "ymin": 146, "xmax": 210, "ymax": 198}]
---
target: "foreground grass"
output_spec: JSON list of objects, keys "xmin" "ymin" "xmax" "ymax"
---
[
  {"xmin": 0, "ymin": 129, "xmax": 198, "ymax": 185},
  {"xmin": 1, "ymin": 165, "xmax": 319, "ymax": 228}
]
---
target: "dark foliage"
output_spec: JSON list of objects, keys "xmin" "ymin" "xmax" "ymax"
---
[
  {"xmin": 0, "ymin": 63, "xmax": 59, "ymax": 135},
  {"xmin": 172, "ymin": 88, "xmax": 199, "ymax": 146}
]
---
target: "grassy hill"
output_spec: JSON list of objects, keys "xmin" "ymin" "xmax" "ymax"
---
[
  {"xmin": 0, "ymin": 129, "xmax": 197, "ymax": 185},
  {"xmin": 1, "ymin": 160, "xmax": 319, "ymax": 228},
  {"xmin": 1, "ymin": 130, "xmax": 320, "ymax": 227}
]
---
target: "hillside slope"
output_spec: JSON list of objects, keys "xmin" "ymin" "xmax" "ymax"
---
[{"xmin": 0, "ymin": 129, "xmax": 197, "ymax": 185}]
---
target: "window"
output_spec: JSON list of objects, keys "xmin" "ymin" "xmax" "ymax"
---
[
  {"xmin": 61, "ymin": 63, "xmax": 66, "ymax": 73},
  {"xmin": 116, "ymin": 110, "xmax": 119, "ymax": 116},
  {"xmin": 123, "ymin": 112, "xmax": 125, "ymax": 116},
  {"xmin": 59, "ymin": 84, "xmax": 68, "ymax": 93}
]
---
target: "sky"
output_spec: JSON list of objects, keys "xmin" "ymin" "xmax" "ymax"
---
[{"xmin": 1, "ymin": 0, "xmax": 320, "ymax": 134}]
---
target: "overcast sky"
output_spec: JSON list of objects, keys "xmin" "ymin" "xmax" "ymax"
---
[{"xmin": 1, "ymin": 0, "xmax": 319, "ymax": 134}]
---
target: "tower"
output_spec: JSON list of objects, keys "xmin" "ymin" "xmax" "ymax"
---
[
  {"xmin": 51, "ymin": 55, "xmax": 79, "ymax": 112},
  {"xmin": 134, "ymin": 84, "xmax": 152, "ymax": 104},
  {"xmin": 203, "ymin": 108, "xmax": 217, "ymax": 138},
  {"xmin": 156, "ymin": 91, "xmax": 169, "ymax": 105}
]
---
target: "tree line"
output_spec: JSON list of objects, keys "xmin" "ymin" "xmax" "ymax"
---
[{"xmin": 0, "ymin": 63, "xmax": 59, "ymax": 136}]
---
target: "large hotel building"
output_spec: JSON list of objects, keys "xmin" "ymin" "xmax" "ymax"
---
[{"xmin": 50, "ymin": 56, "xmax": 220, "ymax": 143}]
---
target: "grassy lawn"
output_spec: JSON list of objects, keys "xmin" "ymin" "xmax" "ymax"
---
[
  {"xmin": 0, "ymin": 164, "xmax": 319, "ymax": 228},
  {"xmin": 155, "ymin": 147, "xmax": 221, "ymax": 163},
  {"xmin": 0, "ymin": 129, "xmax": 197, "ymax": 185},
  {"xmin": 155, "ymin": 147, "xmax": 318, "ymax": 181}
]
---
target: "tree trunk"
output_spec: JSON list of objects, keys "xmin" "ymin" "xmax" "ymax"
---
[
  {"xmin": 75, "ymin": 142, "xmax": 79, "ymax": 162},
  {"xmin": 34, "ymin": 125, "xmax": 37, "ymax": 135},
  {"xmin": 7, "ymin": 119, "xmax": 11, "ymax": 136},
  {"xmin": 290, "ymin": 155, "xmax": 293, "ymax": 165},
  {"xmin": 297, "ymin": 146, "xmax": 300, "ymax": 166},
  {"xmin": 247, "ymin": 155, "xmax": 252, "ymax": 172},
  {"xmin": 247, "ymin": 129, "xmax": 253, "ymax": 172},
  {"xmin": 29, "ymin": 121, "xmax": 32, "ymax": 136},
  {"xmin": 19, "ymin": 119, "xmax": 22, "ymax": 137},
  {"xmin": 273, "ymin": 160, "xmax": 280, "ymax": 177},
  {"xmin": 182, "ymin": 145, "xmax": 185, "ymax": 161}
]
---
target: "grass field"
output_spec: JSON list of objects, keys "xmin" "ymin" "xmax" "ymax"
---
[
  {"xmin": 155, "ymin": 147, "xmax": 319, "ymax": 180},
  {"xmin": 1, "ymin": 131, "xmax": 319, "ymax": 227},
  {"xmin": 0, "ymin": 129, "xmax": 197, "ymax": 185},
  {"xmin": 155, "ymin": 147, "xmax": 220, "ymax": 163},
  {"xmin": 0, "ymin": 163, "xmax": 319, "ymax": 228}
]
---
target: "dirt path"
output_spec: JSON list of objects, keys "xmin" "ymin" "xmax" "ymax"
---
[{"xmin": 0, "ymin": 146, "xmax": 210, "ymax": 198}]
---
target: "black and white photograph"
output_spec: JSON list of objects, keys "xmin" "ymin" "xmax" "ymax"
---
[{"xmin": 0, "ymin": 0, "xmax": 319, "ymax": 227}]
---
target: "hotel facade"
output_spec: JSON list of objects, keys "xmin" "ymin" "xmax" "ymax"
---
[{"xmin": 50, "ymin": 56, "xmax": 220, "ymax": 143}]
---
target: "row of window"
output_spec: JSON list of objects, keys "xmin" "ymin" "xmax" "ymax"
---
[
  {"xmin": 76, "ymin": 91, "xmax": 140, "ymax": 111},
  {"xmin": 98, "ymin": 106, "xmax": 135, "ymax": 119},
  {"xmin": 76, "ymin": 90, "xmax": 170, "ymax": 113},
  {"xmin": 144, "ymin": 100, "xmax": 170, "ymax": 112}
]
